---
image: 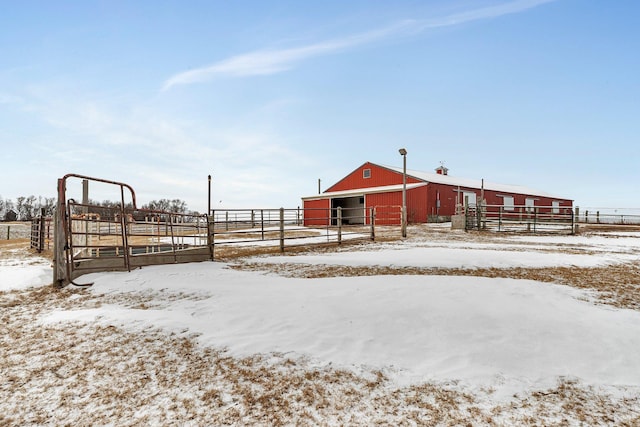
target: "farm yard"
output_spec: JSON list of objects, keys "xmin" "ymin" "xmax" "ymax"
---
[{"xmin": 2, "ymin": 223, "xmax": 640, "ymax": 425}]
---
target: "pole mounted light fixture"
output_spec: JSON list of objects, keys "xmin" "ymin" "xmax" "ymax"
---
[
  {"xmin": 398, "ymin": 148, "xmax": 407, "ymax": 238},
  {"xmin": 208, "ymin": 174, "xmax": 212, "ymax": 216}
]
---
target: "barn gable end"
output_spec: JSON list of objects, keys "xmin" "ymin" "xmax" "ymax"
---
[{"xmin": 326, "ymin": 162, "xmax": 423, "ymax": 192}]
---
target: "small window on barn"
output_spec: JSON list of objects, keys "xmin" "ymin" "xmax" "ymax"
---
[
  {"xmin": 525, "ymin": 198, "xmax": 536, "ymax": 213},
  {"xmin": 363, "ymin": 168, "xmax": 371, "ymax": 179},
  {"xmin": 552, "ymin": 201, "xmax": 560, "ymax": 214},
  {"xmin": 502, "ymin": 195, "xmax": 515, "ymax": 211}
]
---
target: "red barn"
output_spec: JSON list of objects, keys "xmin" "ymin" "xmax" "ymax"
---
[{"xmin": 302, "ymin": 162, "xmax": 573, "ymax": 226}]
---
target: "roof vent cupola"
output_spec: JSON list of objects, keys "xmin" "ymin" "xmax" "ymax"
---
[{"xmin": 435, "ymin": 165, "xmax": 449, "ymax": 175}]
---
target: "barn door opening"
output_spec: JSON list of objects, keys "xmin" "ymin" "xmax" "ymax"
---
[{"xmin": 331, "ymin": 196, "xmax": 365, "ymax": 225}]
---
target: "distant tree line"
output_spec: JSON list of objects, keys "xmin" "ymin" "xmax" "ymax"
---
[
  {"xmin": 0, "ymin": 195, "xmax": 56, "ymax": 221},
  {"xmin": 0, "ymin": 195, "xmax": 195, "ymax": 221}
]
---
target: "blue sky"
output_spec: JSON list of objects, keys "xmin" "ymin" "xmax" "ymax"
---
[{"xmin": 1, "ymin": 0, "xmax": 638, "ymax": 212}]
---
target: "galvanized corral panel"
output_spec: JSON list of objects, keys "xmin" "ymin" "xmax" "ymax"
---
[{"xmin": 327, "ymin": 162, "xmax": 422, "ymax": 192}]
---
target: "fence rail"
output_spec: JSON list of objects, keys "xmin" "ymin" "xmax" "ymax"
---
[
  {"xmin": 576, "ymin": 208, "xmax": 640, "ymax": 225},
  {"xmin": 30, "ymin": 214, "xmax": 52, "ymax": 252},
  {"xmin": 59, "ymin": 204, "xmax": 378, "ymax": 283},
  {"xmin": 211, "ymin": 207, "xmax": 375, "ymax": 253},
  {"xmin": 52, "ymin": 174, "xmax": 387, "ymax": 287},
  {"xmin": 65, "ymin": 202, "xmax": 213, "ymax": 277},
  {"xmin": 466, "ymin": 204, "xmax": 575, "ymax": 234}
]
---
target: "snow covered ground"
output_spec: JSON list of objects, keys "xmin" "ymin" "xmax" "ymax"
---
[{"xmin": 3, "ymin": 225, "xmax": 640, "ymax": 424}]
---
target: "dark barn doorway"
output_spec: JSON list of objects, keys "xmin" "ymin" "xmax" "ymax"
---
[{"xmin": 331, "ymin": 196, "xmax": 365, "ymax": 225}]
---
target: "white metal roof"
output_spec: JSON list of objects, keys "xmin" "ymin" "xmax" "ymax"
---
[{"xmin": 381, "ymin": 164, "xmax": 567, "ymax": 199}]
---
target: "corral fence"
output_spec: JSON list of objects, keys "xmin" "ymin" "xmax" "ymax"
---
[
  {"xmin": 52, "ymin": 174, "xmax": 387, "ymax": 287},
  {"xmin": 53, "ymin": 174, "xmax": 215, "ymax": 287},
  {"xmin": 465, "ymin": 204, "xmax": 575, "ymax": 234},
  {"xmin": 211, "ymin": 207, "xmax": 376, "ymax": 252},
  {"xmin": 30, "ymin": 209, "xmax": 52, "ymax": 252},
  {"xmin": 576, "ymin": 208, "xmax": 640, "ymax": 225}
]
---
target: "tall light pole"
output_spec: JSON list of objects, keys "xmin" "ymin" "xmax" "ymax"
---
[
  {"xmin": 207, "ymin": 174, "xmax": 212, "ymax": 216},
  {"xmin": 398, "ymin": 148, "xmax": 407, "ymax": 238}
]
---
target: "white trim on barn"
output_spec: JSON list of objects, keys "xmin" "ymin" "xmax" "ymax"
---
[{"xmin": 302, "ymin": 182, "xmax": 428, "ymax": 201}]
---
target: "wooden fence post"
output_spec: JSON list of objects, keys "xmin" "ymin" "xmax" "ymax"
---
[
  {"xmin": 210, "ymin": 212, "xmax": 216, "ymax": 260},
  {"xmin": 279, "ymin": 208, "xmax": 285, "ymax": 253},
  {"xmin": 370, "ymin": 207, "xmax": 376, "ymax": 241},
  {"xmin": 337, "ymin": 207, "xmax": 342, "ymax": 244},
  {"xmin": 53, "ymin": 179, "xmax": 67, "ymax": 287}
]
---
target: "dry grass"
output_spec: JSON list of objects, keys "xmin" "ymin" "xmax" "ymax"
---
[
  {"xmin": 3, "ymin": 284, "xmax": 639, "ymax": 426},
  {"xmin": 4, "ymin": 227, "xmax": 640, "ymax": 424},
  {"xmin": 0, "ymin": 238, "xmax": 32, "ymax": 254}
]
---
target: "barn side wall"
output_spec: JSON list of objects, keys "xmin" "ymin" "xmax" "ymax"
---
[{"xmin": 427, "ymin": 183, "xmax": 573, "ymax": 216}]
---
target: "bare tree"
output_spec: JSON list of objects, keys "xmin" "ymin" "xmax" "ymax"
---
[
  {"xmin": 143, "ymin": 199, "xmax": 188, "ymax": 214},
  {"xmin": 169, "ymin": 199, "xmax": 187, "ymax": 214},
  {"xmin": 15, "ymin": 196, "xmax": 26, "ymax": 220}
]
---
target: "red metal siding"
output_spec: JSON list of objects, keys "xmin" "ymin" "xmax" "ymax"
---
[
  {"xmin": 303, "ymin": 198, "xmax": 330, "ymax": 226},
  {"xmin": 327, "ymin": 162, "xmax": 422, "ymax": 192},
  {"xmin": 426, "ymin": 184, "xmax": 459, "ymax": 217},
  {"xmin": 367, "ymin": 192, "xmax": 402, "ymax": 225},
  {"xmin": 424, "ymin": 183, "xmax": 573, "ymax": 217},
  {"xmin": 365, "ymin": 186, "xmax": 428, "ymax": 225}
]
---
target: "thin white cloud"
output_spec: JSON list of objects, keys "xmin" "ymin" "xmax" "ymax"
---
[
  {"xmin": 419, "ymin": 0, "xmax": 557, "ymax": 29},
  {"xmin": 161, "ymin": 20, "xmax": 415, "ymax": 91},
  {"xmin": 162, "ymin": 0, "xmax": 558, "ymax": 91}
]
